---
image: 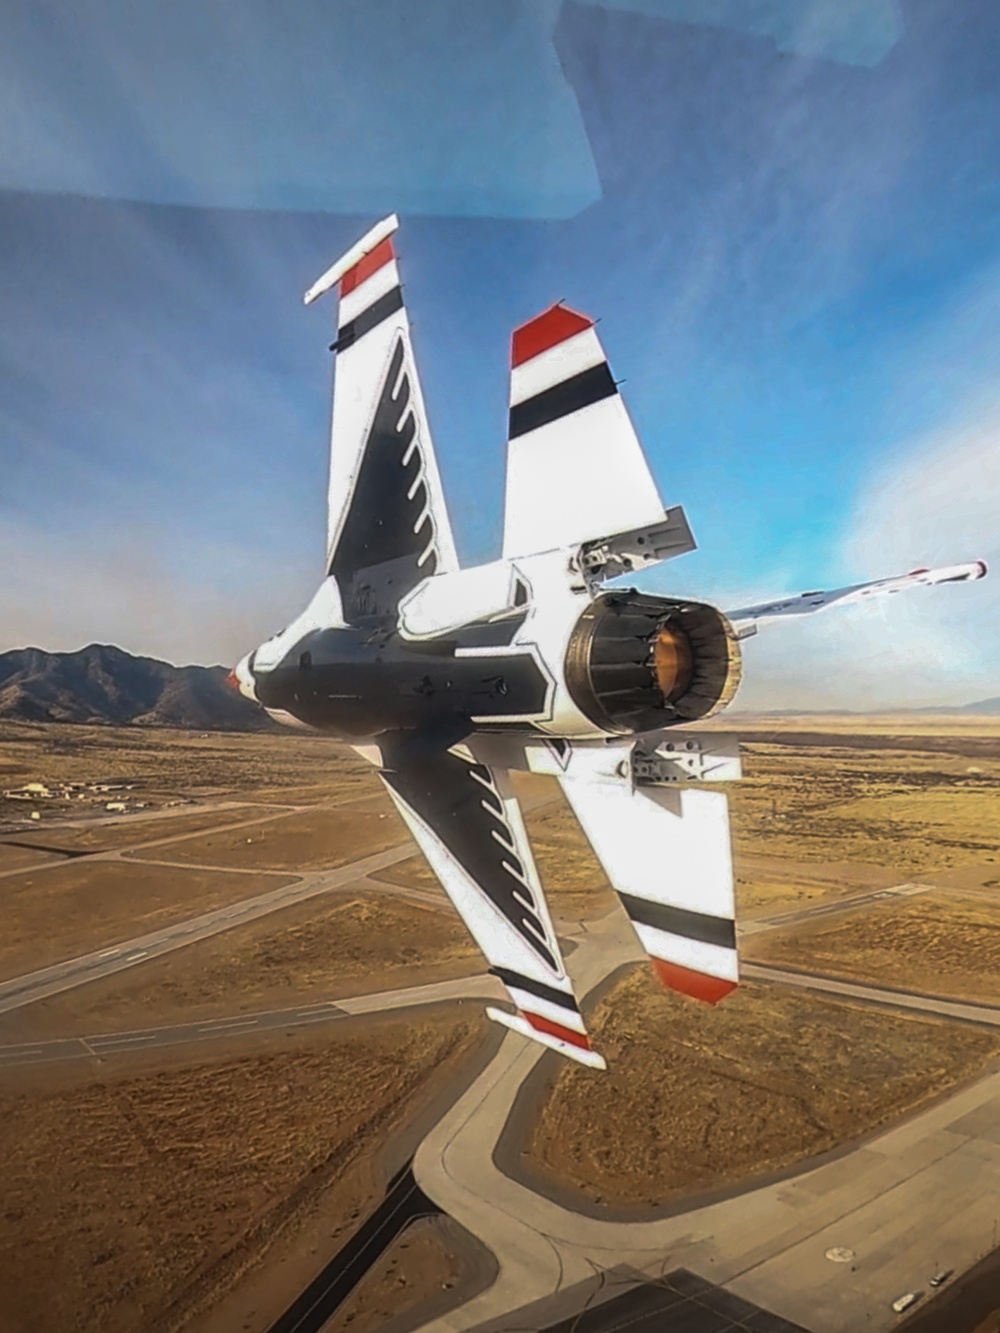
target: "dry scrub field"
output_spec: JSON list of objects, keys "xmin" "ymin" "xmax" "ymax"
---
[
  {"xmin": 0, "ymin": 719, "xmax": 374, "ymax": 808},
  {"xmin": 0, "ymin": 1013, "xmax": 483, "ymax": 1333},
  {"xmin": 4, "ymin": 892, "xmax": 483, "ymax": 1041},
  {"xmin": 746, "ymin": 889, "xmax": 1000, "ymax": 1004},
  {"xmin": 128, "ymin": 794, "xmax": 407, "ymax": 872},
  {"xmin": 728, "ymin": 731, "xmax": 1000, "ymax": 911},
  {"xmin": 0, "ymin": 860, "xmax": 297, "ymax": 981},
  {"xmin": 526, "ymin": 967, "xmax": 1000, "ymax": 1209},
  {"xmin": 326, "ymin": 1216, "xmax": 487, "ymax": 1333}
]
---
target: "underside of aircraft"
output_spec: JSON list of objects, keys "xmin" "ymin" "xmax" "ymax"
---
[{"xmin": 231, "ymin": 215, "xmax": 987, "ymax": 1070}]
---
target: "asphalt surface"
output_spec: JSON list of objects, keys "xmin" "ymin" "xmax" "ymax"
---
[
  {"xmin": 535, "ymin": 1270, "xmax": 810, "ymax": 1333},
  {"xmin": 267, "ymin": 1162, "xmax": 442, "ymax": 1333},
  {"xmin": 0, "ymin": 976, "xmax": 503, "ymax": 1069},
  {"xmin": 739, "ymin": 881, "xmax": 936, "ymax": 936}
]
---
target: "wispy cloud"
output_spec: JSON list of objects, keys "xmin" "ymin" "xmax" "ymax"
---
[{"xmin": 734, "ymin": 399, "xmax": 1000, "ymax": 711}]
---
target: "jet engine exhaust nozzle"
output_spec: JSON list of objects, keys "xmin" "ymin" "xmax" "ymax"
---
[{"xmin": 564, "ymin": 592, "xmax": 742, "ymax": 734}]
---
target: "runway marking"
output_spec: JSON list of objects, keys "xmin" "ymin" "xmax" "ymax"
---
[
  {"xmin": 197, "ymin": 1017, "xmax": 260, "ymax": 1032},
  {"xmin": 91, "ymin": 1032, "xmax": 159, "ymax": 1047},
  {"xmin": 0, "ymin": 842, "xmax": 419, "ymax": 1016}
]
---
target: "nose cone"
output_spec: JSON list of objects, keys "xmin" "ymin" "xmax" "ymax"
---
[{"xmin": 228, "ymin": 653, "xmax": 258, "ymax": 703}]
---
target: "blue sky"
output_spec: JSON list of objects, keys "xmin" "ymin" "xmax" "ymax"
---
[{"xmin": 2, "ymin": 0, "xmax": 998, "ymax": 707}]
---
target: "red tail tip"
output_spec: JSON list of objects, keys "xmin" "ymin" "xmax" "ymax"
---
[
  {"xmin": 511, "ymin": 304, "xmax": 593, "ymax": 367},
  {"xmin": 652, "ymin": 958, "xmax": 737, "ymax": 1005}
]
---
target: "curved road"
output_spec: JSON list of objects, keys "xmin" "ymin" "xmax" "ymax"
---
[{"xmin": 410, "ymin": 910, "xmax": 1000, "ymax": 1333}]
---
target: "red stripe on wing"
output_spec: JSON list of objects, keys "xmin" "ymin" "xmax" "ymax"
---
[
  {"xmin": 512, "ymin": 304, "xmax": 593, "ymax": 367},
  {"xmin": 652, "ymin": 958, "xmax": 737, "ymax": 1005},
  {"xmin": 340, "ymin": 237, "xmax": 395, "ymax": 296},
  {"xmin": 523, "ymin": 1010, "xmax": 592, "ymax": 1051}
]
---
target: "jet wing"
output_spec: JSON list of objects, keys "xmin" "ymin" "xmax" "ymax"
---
[
  {"xmin": 305, "ymin": 216, "xmax": 459, "ymax": 621},
  {"xmin": 725, "ymin": 560, "xmax": 987, "ymax": 636},
  {"xmin": 379, "ymin": 746, "xmax": 604, "ymax": 1069},
  {"xmin": 502, "ymin": 304, "xmax": 668, "ymax": 560}
]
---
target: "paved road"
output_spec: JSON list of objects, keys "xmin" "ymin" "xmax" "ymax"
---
[
  {"xmin": 0, "ymin": 976, "xmax": 502, "ymax": 1069},
  {"xmin": 739, "ymin": 881, "xmax": 936, "ymax": 936},
  {"xmin": 3, "ymin": 869, "xmax": 999, "ymax": 1333},
  {"xmin": 0, "ymin": 844, "xmax": 418, "ymax": 1015},
  {"xmin": 408, "ymin": 910, "xmax": 1000, "ymax": 1333},
  {"xmin": 744, "ymin": 962, "xmax": 1000, "ymax": 1029},
  {"xmin": 0, "ymin": 799, "xmax": 298, "ymax": 878}
]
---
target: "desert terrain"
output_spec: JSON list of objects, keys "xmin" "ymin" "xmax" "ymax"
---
[{"xmin": 1, "ymin": 714, "xmax": 999, "ymax": 1332}]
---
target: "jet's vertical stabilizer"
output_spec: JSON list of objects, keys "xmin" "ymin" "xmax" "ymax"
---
[
  {"xmin": 502, "ymin": 305, "xmax": 666, "ymax": 559},
  {"xmin": 305, "ymin": 217, "xmax": 459, "ymax": 621}
]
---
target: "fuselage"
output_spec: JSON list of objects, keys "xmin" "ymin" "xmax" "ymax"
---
[{"xmin": 232, "ymin": 558, "xmax": 743, "ymax": 746}]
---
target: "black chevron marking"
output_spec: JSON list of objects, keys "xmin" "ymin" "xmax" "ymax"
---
[
  {"xmin": 330, "ymin": 336, "xmax": 439, "ymax": 619},
  {"xmin": 383, "ymin": 750, "xmax": 559, "ymax": 973}
]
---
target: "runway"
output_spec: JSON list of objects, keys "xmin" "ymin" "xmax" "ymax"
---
[{"xmin": 0, "ymin": 843, "xmax": 417, "ymax": 1016}]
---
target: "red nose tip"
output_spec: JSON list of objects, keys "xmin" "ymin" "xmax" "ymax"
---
[{"xmin": 225, "ymin": 669, "xmax": 240, "ymax": 692}]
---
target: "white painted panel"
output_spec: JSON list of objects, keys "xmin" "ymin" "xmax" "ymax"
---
[
  {"xmin": 502, "ymin": 393, "xmax": 665, "ymax": 558},
  {"xmin": 337, "ymin": 255, "xmax": 400, "ymax": 326},
  {"xmin": 633, "ymin": 923, "xmax": 739, "ymax": 983},
  {"xmin": 397, "ymin": 560, "xmax": 522, "ymax": 640},
  {"xmin": 509, "ymin": 327, "xmax": 605, "ymax": 405},
  {"xmin": 559, "ymin": 780, "xmax": 735, "ymax": 924}
]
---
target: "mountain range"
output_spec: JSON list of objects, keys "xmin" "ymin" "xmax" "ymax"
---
[
  {"xmin": 0, "ymin": 644, "xmax": 272, "ymax": 730},
  {"xmin": 1, "ymin": 643, "xmax": 997, "ymax": 730}
]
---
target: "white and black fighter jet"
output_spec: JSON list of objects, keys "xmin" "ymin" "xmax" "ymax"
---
[{"xmin": 231, "ymin": 215, "xmax": 987, "ymax": 1070}]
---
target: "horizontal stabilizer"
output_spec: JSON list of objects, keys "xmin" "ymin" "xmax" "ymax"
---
[
  {"xmin": 559, "ymin": 769, "xmax": 738, "ymax": 1005},
  {"xmin": 379, "ymin": 746, "xmax": 600, "ymax": 1064},
  {"xmin": 487, "ymin": 1006, "xmax": 607, "ymax": 1069}
]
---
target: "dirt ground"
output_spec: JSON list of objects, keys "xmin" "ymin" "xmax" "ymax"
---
[
  {"xmin": 525, "ymin": 968, "xmax": 1000, "ymax": 1209},
  {"xmin": 0, "ymin": 1011, "xmax": 484, "ymax": 1333},
  {"xmin": 0, "ymin": 861, "xmax": 296, "ymax": 981},
  {"xmin": 376, "ymin": 798, "xmax": 617, "ymax": 923},
  {"xmin": 128, "ymin": 797, "xmax": 408, "ymax": 872},
  {"xmin": 326, "ymin": 1216, "xmax": 471, "ymax": 1333},
  {"xmin": 728, "ymin": 740, "xmax": 1000, "ymax": 884},
  {"xmin": 723, "ymin": 712, "xmax": 1000, "ymax": 739},
  {"xmin": 0, "ymin": 843, "xmax": 60, "ymax": 872},
  {"xmin": 2, "ymin": 892, "xmax": 483, "ymax": 1041},
  {"xmin": 745, "ymin": 889, "xmax": 1000, "ymax": 1005}
]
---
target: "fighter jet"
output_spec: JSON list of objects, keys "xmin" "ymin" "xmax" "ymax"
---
[{"xmin": 231, "ymin": 215, "xmax": 987, "ymax": 1069}]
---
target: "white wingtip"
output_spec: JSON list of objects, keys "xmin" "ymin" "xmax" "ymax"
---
[
  {"xmin": 303, "ymin": 213, "xmax": 400, "ymax": 307},
  {"xmin": 486, "ymin": 1006, "xmax": 607, "ymax": 1070}
]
